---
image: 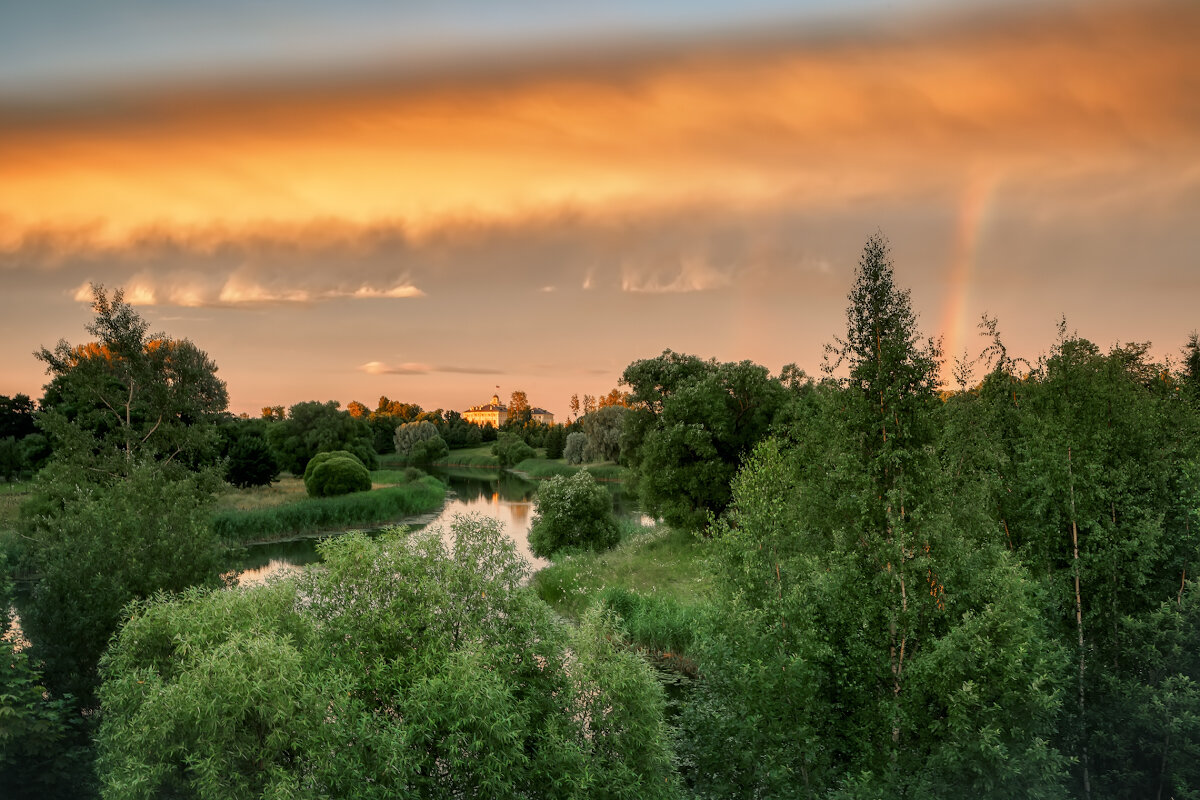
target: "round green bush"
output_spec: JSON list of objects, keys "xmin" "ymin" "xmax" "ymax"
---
[
  {"xmin": 303, "ymin": 450, "xmax": 357, "ymax": 485},
  {"xmin": 305, "ymin": 454, "xmax": 371, "ymax": 498},
  {"xmin": 528, "ymin": 469, "xmax": 619, "ymax": 558}
]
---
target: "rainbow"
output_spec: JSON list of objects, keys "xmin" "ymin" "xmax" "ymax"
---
[{"xmin": 940, "ymin": 173, "xmax": 998, "ymax": 381}]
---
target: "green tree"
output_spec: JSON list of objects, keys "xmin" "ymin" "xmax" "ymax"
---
[
  {"xmin": 492, "ymin": 431, "xmax": 535, "ymax": 468},
  {"xmin": 529, "ymin": 469, "xmax": 620, "ymax": 558},
  {"xmin": 680, "ymin": 236, "xmax": 1068, "ymax": 797},
  {"xmin": 97, "ymin": 518, "xmax": 677, "ymax": 799},
  {"xmin": 34, "ymin": 285, "xmax": 228, "ymax": 476},
  {"xmin": 0, "ymin": 393, "xmax": 36, "ymax": 439},
  {"xmin": 394, "ymin": 419, "xmax": 448, "ymax": 466},
  {"xmin": 543, "ymin": 424, "xmax": 567, "ymax": 460},
  {"xmin": 266, "ymin": 400, "xmax": 377, "ymax": 475},
  {"xmin": 581, "ymin": 405, "xmax": 627, "ymax": 462},
  {"xmin": 564, "ymin": 430, "xmax": 589, "ymax": 464},
  {"xmin": 621, "ymin": 352, "xmax": 786, "ymax": 529},
  {"xmin": 0, "ymin": 552, "xmax": 96, "ymax": 799},
  {"xmin": 21, "ymin": 461, "xmax": 227, "ymax": 703}
]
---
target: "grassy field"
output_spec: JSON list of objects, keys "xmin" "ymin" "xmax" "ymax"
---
[
  {"xmin": 512, "ymin": 457, "xmax": 626, "ymax": 482},
  {"xmin": 531, "ymin": 523, "xmax": 712, "ymax": 658},
  {"xmin": 211, "ymin": 475, "xmax": 446, "ymax": 544}
]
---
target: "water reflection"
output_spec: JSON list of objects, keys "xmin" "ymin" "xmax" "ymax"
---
[{"xmin": 236, "ymin": 470, "xmax": 640, "ymax": 586}]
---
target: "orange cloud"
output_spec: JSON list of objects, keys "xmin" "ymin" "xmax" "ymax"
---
[{"xmin": 1, "ymin": 0, "xmax": 1195, "ymax": 249}]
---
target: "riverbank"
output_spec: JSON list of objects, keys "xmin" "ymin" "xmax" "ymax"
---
[
  {"xmin": 531, "ymin": 523, "xmax": 711, "ymax": 661},
  {"xmin": 212, "ymin": 474, "xmax": 446, "ymax": 544}
]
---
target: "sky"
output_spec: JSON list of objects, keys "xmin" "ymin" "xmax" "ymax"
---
[{"xmin": 2, "ymin": 0, "xmax": 1198, "ymax": 419}]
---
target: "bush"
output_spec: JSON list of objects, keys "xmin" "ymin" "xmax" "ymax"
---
[
  {"xmin": 563, "ymin": 431, "xmax": 589, "ymax": 465},
  {"xmin": 528, "ymin": 469, "xmax": 619, "ymax": 558},
  {"xmin": 304, "ymin": 452, "xmax": 371, "ymax": 498},
  {"xmin": 492, "ymin": 432, "xmax": 535, "ymax": 469}
]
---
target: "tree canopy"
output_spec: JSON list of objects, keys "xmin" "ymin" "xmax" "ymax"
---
[
  {"xmin": 34, "ymin": 285, "xmax": 228, "ymax": 476},
  {"xmin": 97, "ymin": 517, "xmax": 677, "ymax": 799}
]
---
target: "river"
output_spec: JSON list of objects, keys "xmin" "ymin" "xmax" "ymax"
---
[{"xmin": 236, "ymin": 469, "xmax": 645, "ymax": 585}]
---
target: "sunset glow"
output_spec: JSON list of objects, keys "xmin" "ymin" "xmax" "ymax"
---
[{"xmin": 3, "ymin": 0, "xmax": 1198, "ymax": 416}]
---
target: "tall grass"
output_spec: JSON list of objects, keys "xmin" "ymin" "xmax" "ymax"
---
[
  {"xmin": 531, "ymin": 522, "xmax": 711, "ymax": 656},
  {"xmin": 212, "ymin": 475, "xmax": 445, "ymax": 544}
]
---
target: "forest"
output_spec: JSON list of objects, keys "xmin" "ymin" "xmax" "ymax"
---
[{"xmin": 3, "ymin": 233, "xmax": 1200, "ymax": 799}]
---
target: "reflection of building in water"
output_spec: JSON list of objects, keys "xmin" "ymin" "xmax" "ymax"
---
[
  {"xmin": 463, "ymin": 392, "xmax": 554, "ymax": 426},
  {"xmin": 510, "ymin": 502, "xmax": 531, "ymax": 524}
]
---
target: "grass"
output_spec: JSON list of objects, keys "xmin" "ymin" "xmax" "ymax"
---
[
  {"xmin": 211, "ymin": 475, "xmax": 446, "ymax": 544},
  {"xmin": 531, "ymin": 522, "xmax": 712, "ymax": 657},
  {"xmin": 432, "ymin": 445, "xmax": 500, "ymax": 469},
  {"xmin": 513, "ymin": 457, "xmax": 626, "ymax": 482}
]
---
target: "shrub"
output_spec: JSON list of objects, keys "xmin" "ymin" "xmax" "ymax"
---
[
  {"xmin": 563, "ymin": 431, "xmax": 589, "ymax": 465},
  {"xmin": 305, "ymin": 453, "xmax": 371, "ymax": 498},
  {"xmin": 528, "ymin": 469, "xmax": 619, "ymax": 558},
  {"xmin": 492, "ymin": 432, "xmax": 535, "ymax": 469},
  {"xmin": 302, "ymin": 450, "xmax": 358, "ymax": 485}
]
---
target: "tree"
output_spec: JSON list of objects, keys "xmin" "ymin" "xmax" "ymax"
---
[
  {"xmin": 0, "ymin": 552, "xmax": 96, "ymax": 799},
  {"xmin": 0, "ymin": 436, "xmax": 23, "ymax": 482},
  {"xmin": 621, "ymin": 352, "xmax": 786, "ymax": 529},
  {"xmin": 529, "ymin": 470, "xmax": 620, "ymax": 558},
  {"xmin": 679, "ymin": 236, "xmax": 1069, "ymax": 797},
  {"xmin": 564, "ymin": 431, "xmax": 589, "ymax": 465},
  {"xmin": 580, "ymin": 405, "xmax": 627, "ymax": 462},
  {"xmin": 266, "ymin": 400, "xmax": 377, "ymax": 476},
  {"xmin": 508, "ymin": 389, "xmax": 531, "ymax": 422},
  {"xmin": 96, "ymin": 518, "xmax": 677, "ymax": 798},
  {"xmin": 394, "ymin": 420, "xmax": 448, "ymax": 466},
  {"xmin": 224, "ymin": 432, "xmax": 278, "ymax": 488},
  {"xmin": 20, "ymin": 461, "xmax": 227, "ymax": 703},
  {"xmin": 492, "ymin": 431, "xmax": 535, "ymax": 469},
  {"xmin": 544, "ymin": 424, "xmax": 567, "ymax": 460},
  {"xmin": 0, "ymin": 393, "xmax": 36, "ymax": 439},
  {"xmin": 35, "ymin": 285, "xmax": 228, "ymax": 476}
]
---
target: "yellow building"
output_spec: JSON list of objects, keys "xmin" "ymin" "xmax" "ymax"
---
[
  {"xmin": 463, "ymin": 394, "xmax": 555, "ymax": 426},
  {"xmin": 464, "ymin": 394, "xmax": 507, "ymax": 427}
]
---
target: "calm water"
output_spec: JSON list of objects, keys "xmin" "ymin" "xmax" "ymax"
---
[{"xmin": 236, "ymin": 470, "xmax": 644, "ymax": 585}]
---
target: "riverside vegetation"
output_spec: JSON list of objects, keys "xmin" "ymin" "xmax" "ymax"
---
[{"xmin": 5, "ymin": 235, "xmax": 1200, "ymax": 798}]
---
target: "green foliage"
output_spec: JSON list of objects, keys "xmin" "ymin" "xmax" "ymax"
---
[
  {"xmin": 211, "ymin": 476, "xmax": 445, "ymax": 543},
  {"xmin": 528, "ymin": 469, "xmax": 620, "ymax": 558},
  {"xmin": 97, "ymin": 517, "xmax": 678, "ymax": 798},
  {"xmin": 492, "ymin": 431, "xmax": 535, "ymax": 468},
  {"xmin": 223, "ymin": 431, "xmax": 278, "ymax": 488},
  {"xmin": 564, "ymin": 430, "xmax": 589, "ymax": 464},
  {"xmin": 0, "ymin": 436, "xmax": 23, "ymax": 482},
  {"xmin": 581, "ymin": 405, "xmax": 627, "ymax": 462},
  {"xmin": 266, "ymin": 400, "xmax": 377, "ymax": 476},
  {"xmin": 620, "ymin": 350, "xmax": 787, "ymax": 529},
  {"xmin": 34, "ymin": 285, "xmax": 228, "ymax": 477},
  {"xmin": 393, "ymin": 419, "xmax": 449, "ymax": 465},
  {"xmin": 306, "ymin": 455, "xmax": 372, "ymax": 497},
  {"xmin": 542, "ymin": 424, "xmax": 566, "ymax": 459},
  {"xmin": 20, "ymin": 460, "xmax": 227, "ymax": 703}
]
